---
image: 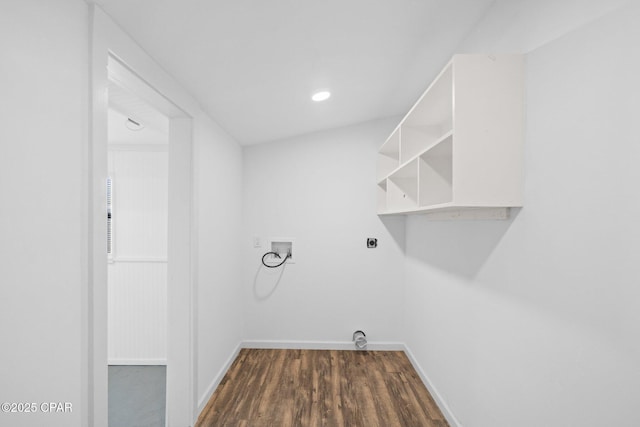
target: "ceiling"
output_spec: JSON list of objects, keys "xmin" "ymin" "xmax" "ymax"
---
[
  {"xmin": 95, "ymin": 0, "xmax": 495, "ymax": 145},
  {"xmin": 108, "ymin": 81, "xmax": 169, "ymax": 144}
]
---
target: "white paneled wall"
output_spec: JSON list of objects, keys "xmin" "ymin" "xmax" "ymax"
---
[
  {"xmin": 108, "ymin": 147, "xmax": 168, "ymax": 364},
  {"xmin": 110, "ymin": 149, "xmax": 168, "ymax": 260},
  {"xmin": 108, "ymin": 262, "xmax": 167, "ymax": 363}
]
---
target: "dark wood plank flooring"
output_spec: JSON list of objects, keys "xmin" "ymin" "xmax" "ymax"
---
[{"xmin": 196, "ymin": 349, "xmax": 449, "ymax": 427}]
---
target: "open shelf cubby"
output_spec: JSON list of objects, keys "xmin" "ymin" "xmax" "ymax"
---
[
  {"xmin": 377, "ymin": 180, "xmax": 388, "ymax": 213},
  {"xmin": 376, "ymin": 54, "xmax": 524, "ymax": 218},
  {"xmin": 401, "ymin": 62, "xmax": 453, "ymax": 164},
  {"xmin": 386, "ymin": 159, "xmax": 419, "ymax": 212},
  {"xmin": 377, "ymin": 128, "xmax": 400, "ymax": 181},
  {"xmin": 418, "ymin": 134, "xmax": 453, "ymax": 208}
]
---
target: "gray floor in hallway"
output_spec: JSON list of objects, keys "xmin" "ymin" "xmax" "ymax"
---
[{"xmin": 108, "ymin": 365, "xmax": 166, "ymax": 427}]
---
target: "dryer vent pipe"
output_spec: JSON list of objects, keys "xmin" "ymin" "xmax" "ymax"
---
[{"xmin": 353, "ymin": 330, "xmax": 367, "ymax": 350}]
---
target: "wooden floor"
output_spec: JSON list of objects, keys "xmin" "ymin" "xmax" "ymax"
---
[{"xmin": 196, "ymin": 349, "xmax": 449, "ymax": 427}]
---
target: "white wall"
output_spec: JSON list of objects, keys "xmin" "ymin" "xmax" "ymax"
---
[
  {"xmin": 107, "ymin": 148, "xmax": 168, "ymax": 364},
  {"xmin": 194, "ymin": 112, "xmax": 245, "ymax": 408},
  {"xmin": 0, "ymin": 2, "xmax": 245, "ymax": 424},
  {"xmin": 242, "ymin": 119, "xmax": 406, "ymax": 347},
  {"xmin": 403, "ymin": 2, "xmax": 640, "ymax": 426},
  {"xmin": 0, "ymin": 0, "xmax": 87, "ymax": 426}
]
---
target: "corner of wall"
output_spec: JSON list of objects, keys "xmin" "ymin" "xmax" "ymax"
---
[{"xmin": 403, "ymin": 344, "xmax": 462, "ymax": 427}]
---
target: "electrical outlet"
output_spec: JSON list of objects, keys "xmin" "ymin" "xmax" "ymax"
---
[
  {"xmin": 367, "ymin": 238, "xmax": 377, "ymax": 248},
  {"xmin": 253, "ymin": 236, "xmax": 261, "ymax": 248}
]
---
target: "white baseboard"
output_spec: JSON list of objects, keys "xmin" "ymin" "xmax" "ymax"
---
[
  {"xmin": 197, "ymin": 342, "xmax": 242, "ymax": 413},
  {"xmin": 108, "ymin": 358, "xmax": 167, "ymax": 365},
  {"xmin": 403, "ymin": 344, "xmax": 462, "ymax": 427},
  {"xmin": 242, "ymin": 339, "xmax": 405, "ymax": 351}
]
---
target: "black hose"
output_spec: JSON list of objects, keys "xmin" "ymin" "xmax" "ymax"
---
[{"xmin": 261, "ymin": 251, "xmax": 290, "ymax": 268}]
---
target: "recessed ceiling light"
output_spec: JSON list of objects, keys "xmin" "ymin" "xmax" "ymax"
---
[{"xmin": 311, "ymin": 90, "xmax": 331, "ymax": 102}]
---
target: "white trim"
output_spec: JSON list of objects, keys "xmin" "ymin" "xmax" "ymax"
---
[
  {"xmin": 88, "ymin": 7, "xmax": 110, "ymax": 426},
  {"xmin": 108, "ymin": 143, "xmax": 168, "ymax": 152},
  {"xmin": 105, "ymin": 46, "xmax": 200, "ymax": 117},
  {"xmin": 403, "ymin": 344, "xmax": 462, "ymax": 427},
  {"xmin": 197, "ymin": 343, "xmax": 242, "ymax": 413},
  {"xmin": 108, "ymin": 56, "xmax": 180, "ymax": 118},
  {"xmin": 108, "ymin": 359, "xmax": 167, "ymax": 366},
  {"xmin": 242, "ymin": 340, "xmax": 405, "ymax": 351},
  {"xmin": 110, "ymin": 257, "xmax": 168, "ymax": 263},
  {"xmin": 166, "ymin": 117, "xmax": 195, "ymax": 426},
  {"xmin": 90, "ymin": 6, "xmax": 197, "ymax": 427}
]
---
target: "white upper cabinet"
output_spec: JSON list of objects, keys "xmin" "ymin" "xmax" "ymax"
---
[{"xmin": 377, "ymin": 54, "xmax": 524, "ymax": 219}]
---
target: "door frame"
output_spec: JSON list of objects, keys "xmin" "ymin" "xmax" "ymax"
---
[{"xmin": 86, "ymin": 5, "xmax": 199, "ymax": 426}]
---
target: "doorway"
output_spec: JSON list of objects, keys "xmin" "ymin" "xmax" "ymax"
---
[
  {"xmin": 89, "ymin": 17, "xmax": 196, "ymax": 422},
  {"xmin": 107, "ymin": 80, "xmax": 169, "ymax": 425}
]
